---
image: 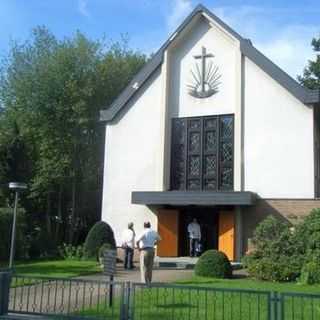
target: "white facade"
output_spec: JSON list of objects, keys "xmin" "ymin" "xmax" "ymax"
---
[
  {"xmin": 244, "ymin": 58, "xmax": 314, "ymax": 198},
  {"xmin": 101, "ymin": 10, "xmax": 316, "ymax": 244},
  {"xmin": 102, "ymin": 69, "xmax": 163, "ymax": 242}
]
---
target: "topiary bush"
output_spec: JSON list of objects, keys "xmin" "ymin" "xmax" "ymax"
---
[
  {"xmin": 83, "ymin": 221, "xmax": 116, "ymax": 259},
  {"xmin": 195, "ymin": 250, "xmax": 232, "ymax": 278}
]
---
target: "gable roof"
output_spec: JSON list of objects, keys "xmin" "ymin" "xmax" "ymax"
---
[{"xmin": 100, "ymin": 4, "xmax": 319, "ymax": 122}]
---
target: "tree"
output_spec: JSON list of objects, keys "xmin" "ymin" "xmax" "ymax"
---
[
  {"xmin": 298, "ymin": 35, "xmax": 320, "ymax": 89},
  {"xmin": 0, "ymin": 27, "xmax": 146, "ymax": 249}
]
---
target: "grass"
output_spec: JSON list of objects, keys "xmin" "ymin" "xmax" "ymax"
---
[
  {"xmin": 4, "ymin": 261, "xmax": 320, "ymax": 319},
  {"xmin": 2, "ymin": 259, "xmax": 102, "ymax": 287},
  {"xmin": 79, "ymin": 275, "xmax": 320, "ymax": 320},
  {"xmin": 79, "ymin": 284, "xmax": 320, "ymax": 320},
  {"xmin": 176, "ymin": 275, "xmax": 320, "ymax": 294},
  {"xmin": 4, "ymin": 259, "xmax": 101, "ymax": 278}
]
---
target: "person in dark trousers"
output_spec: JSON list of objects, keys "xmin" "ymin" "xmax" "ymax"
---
[
  {"xmin": 187, "ymin": 218, "xmax": 201, "ymax": 257},
  {"xmin": 121, "ymin": 222, "xmax": 135, "ymax": 269}
]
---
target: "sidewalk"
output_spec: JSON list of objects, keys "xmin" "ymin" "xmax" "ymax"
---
[{"xmin": 77, "ymin": 263, "xmax": 193, "ymax": 283}]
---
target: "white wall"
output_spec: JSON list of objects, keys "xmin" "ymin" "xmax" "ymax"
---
[
  {"xmin": 167, "ymin": 17, "xmax": 240, "ymax": 118},
  {"xmin": 101, "ymin": 14, "xmax": 316, "ymax": 246},
  {"xmin": 244, "ymin": 57, "xmax": 314, "ymax": 198},
  {"xmin": 165, "ymin": 16, "xmax": 242, "ymax": 189},
  {"xmin": 101, "ymin": 69, "xmax": 163, "ymax": 244}
]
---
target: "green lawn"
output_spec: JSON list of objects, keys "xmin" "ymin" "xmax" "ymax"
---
[
  {"xmin": 176, "ymin": 275, "xmax": 320, "ymax": 294},
  {"xmin": 1, "ymin": 259, "xmax": 101, "ymax": 278},
  {"xmin": 4, "ymin": 261, "xmax": 320, "ymax": 319},
  {"xmin": 78, "ymin": 276, "xmax": 320, "ymax": 320}
]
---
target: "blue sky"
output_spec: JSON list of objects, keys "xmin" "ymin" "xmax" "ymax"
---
[{"xmin": 0, "ymin": 0, "xmax": 319, "ymax": 78}]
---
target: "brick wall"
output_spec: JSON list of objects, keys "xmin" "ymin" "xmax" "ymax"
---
[{"xmin": 241, "ymin": 199, "xmax": 320, "ymax": 254}]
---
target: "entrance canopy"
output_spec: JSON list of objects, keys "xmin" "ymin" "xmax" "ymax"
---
[{"xmin": 131, "ymin": 191, "xmax": 255, "ymax": 206}]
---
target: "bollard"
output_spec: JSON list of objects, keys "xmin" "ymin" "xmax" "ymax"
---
[{"xmin": 0, "ymin": 272, "xmax": 11, "ymax": 316}]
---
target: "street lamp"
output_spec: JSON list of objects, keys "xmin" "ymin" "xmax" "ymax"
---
[{"xmin": 8, "ymin": 182, "xmax": 27, "ymax": 268}]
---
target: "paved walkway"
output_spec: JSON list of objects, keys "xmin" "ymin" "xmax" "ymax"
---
[{"xmin": 78, "ymin": 263, "xmax": 193, "ymax": 283}]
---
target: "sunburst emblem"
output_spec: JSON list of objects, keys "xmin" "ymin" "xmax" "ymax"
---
[{"xmin": 188, "ymin": 46, "xmax": 221, "ymax": 99}]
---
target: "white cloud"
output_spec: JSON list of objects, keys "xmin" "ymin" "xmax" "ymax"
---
[
  {"xmin": 210, "ymin": 5, "xmax": 319, "ymax": 78},
  {"xmin": 256, "ymin": 26, "xmax": 317, "ymax": 78},
  {"xmin": 78, "ymin": 0, "xmax": 90, "ymax": 18},
  {"xmin": 166, "ymin": 0, "xmax": 193, "ymax": 31}
]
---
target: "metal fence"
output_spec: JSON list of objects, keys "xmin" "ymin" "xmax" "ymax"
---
[
  {"xmin": 130, "ymin": 283, "xmax": 271, "ymax": 320},
  {"xmin": 7, "ymin": 274, "xmax": 127, "ymax": 319},
  {"xmin": 280, "ymin": 292, "xmax": 320, "ymax": 320},
  {"xmin": 1, "ymin": 272, "xmax": 320, "ymax": 320}
]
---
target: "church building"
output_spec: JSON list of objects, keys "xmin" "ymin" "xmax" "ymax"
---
[{"xmin": 100, "ymin": 5, "xmax": 320, "ymax": 261}]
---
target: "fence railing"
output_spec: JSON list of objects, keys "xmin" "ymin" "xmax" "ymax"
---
[
  {"xmin": 280, "ymin": 292, "xmax": 320, "ymax": 320},
  {"xmin": 8, "ymin": 274, "xmax": 126, "ymax": 319},
  {"xmin": 1, "ymin": 271, "xmax": 320, "ymax": 320},
  {"xmin": 130, "ymin": 283, "xmax": 271, "ymax": 320}
]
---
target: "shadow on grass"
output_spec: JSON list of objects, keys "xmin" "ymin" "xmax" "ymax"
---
[{"xmin": 155, "ymin": 303, "xmax": 196, "ymax": 309}]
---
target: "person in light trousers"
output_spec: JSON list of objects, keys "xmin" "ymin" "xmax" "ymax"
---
[
  {"xmin": 188, "ymin": 218, "xmax": 201, "ymax": 257},
  {"xmin": 136, "ymin": 222, "xmax": 161, "ymax": 284}
]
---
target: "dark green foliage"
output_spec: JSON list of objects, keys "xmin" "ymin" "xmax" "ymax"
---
[
  {"xmin": 245, "ymin": 211, "xmax": 320, "ymax": 282},
  {"xmin": 300, "ymin": 261, "xmax": 320, "ymax": 285},
  {"xmin": 195, "ymin": 250, "xmax": 232, "ymax": 278},
  {"xmin": 243, "ymin": 216, "xmax": 301, "ymax": 282},
  {"xmin": 298, "ymin": 35, "xmax": 320, "ymax": 89},
  {"xmin": 83, "ymin": 221, "xmax": 116, "ymax": 259},
  {"xmin": 0, "ymin": 207, "xmax": 28, "ymax": 261},
  {"xmin": 0, "ymin": 26, "xmax": 147, "ymax": 251},
  {"xmin": 245, "ymin": 256, "xmax": 300, "ymax": 282},
  {"xmin": 294, "ymin": 209, "xmax": 320, "ymax": 257}
]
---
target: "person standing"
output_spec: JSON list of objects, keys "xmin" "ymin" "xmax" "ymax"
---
[
  {"xmin": 121, "ymin": 222, "xmax": 135, "ymax": 269},
  {"xmin": 136, "ymin": 222, "xmax": 161, "ymax": 284},
  {"xmin": 187, "ymin": 218, "xmax": 201, "ymax": 257}
]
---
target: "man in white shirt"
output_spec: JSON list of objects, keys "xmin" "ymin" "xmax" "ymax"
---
[
  {"xmin": 187, "ymin": 218, "xmax": 201, "ymax": 257},
  {"xmin": 121, "ymin": 222, "xmax": 135, "ymax": 269},
  {"xmin": 136, "ymin": 222, "xmax": 161, "ymax": 284}
]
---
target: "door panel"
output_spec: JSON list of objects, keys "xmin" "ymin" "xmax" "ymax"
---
[
  {"xmin": 218, "ymin": 210, "xmax": 235, "ymax": 261},
  {"xmin": 157, "ymin": 209, "xmax": 179, "ymax": 257}
]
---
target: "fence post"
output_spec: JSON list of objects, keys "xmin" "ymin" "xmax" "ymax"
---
[
  {"xmin": 120, "ymin": 282, "xmax": 131, "ymax": 320},
  {"xmin": 270, "ymin": 291, "xmax": 282, "ymax": 320},
  {"xmin": 0, "ymin": 272, "xmax": 11, "ymax": 316}
]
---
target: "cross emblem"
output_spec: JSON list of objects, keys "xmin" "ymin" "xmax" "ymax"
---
[
  {"xmin": 188, "ymin": 46, "xmax": 221, "ymax": 99},
  {"xmin": 194, "ymin": 47, "xmax": 214, "ymax": 94}
]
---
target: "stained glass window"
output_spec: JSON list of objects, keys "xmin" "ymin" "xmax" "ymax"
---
[{"xmin": 171, "ymin": 115, "xmax": 233, "ymax": 191}]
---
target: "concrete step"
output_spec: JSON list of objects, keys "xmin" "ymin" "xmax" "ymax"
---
[{"xmin": 154, "ymin": 257, "xmax": 242, "ymax": 270}]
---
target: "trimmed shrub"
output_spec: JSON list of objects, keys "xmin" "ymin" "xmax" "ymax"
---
[
  {"xmin": 195, "ymin": 250, "xmax": 232, "ymax": 278},
  {"xmin": 83, "ymin": 221, "xmax": 116, "ymax": 259}
]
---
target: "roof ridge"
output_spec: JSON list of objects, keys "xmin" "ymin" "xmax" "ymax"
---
[{"xmin": 100, "ymin": 4, "xmax": 317, "ymax": 122}]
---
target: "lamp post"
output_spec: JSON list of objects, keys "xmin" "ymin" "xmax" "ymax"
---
[{"xmin": 8, "ymin": 182, "xmax": 27, "ymax": 269}]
